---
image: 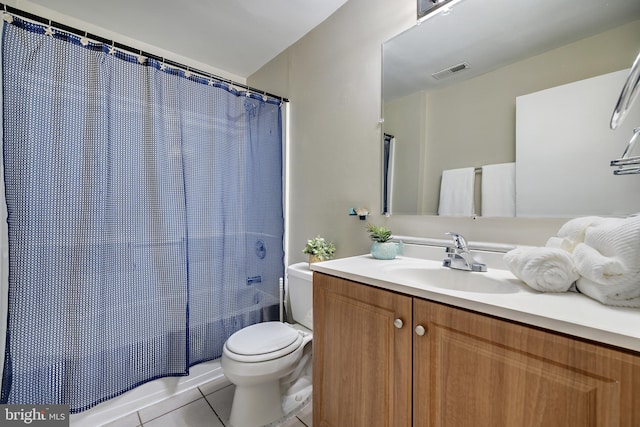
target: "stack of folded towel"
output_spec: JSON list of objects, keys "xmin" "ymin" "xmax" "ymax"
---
[{"xmin": 504, "ymin": 214, "xmax": 640, "ymax": 307}]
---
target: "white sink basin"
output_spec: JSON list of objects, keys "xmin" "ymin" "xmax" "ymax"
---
[{"xmin": 383, "ymin": 264, "xmax": 521, "ymax": 294}]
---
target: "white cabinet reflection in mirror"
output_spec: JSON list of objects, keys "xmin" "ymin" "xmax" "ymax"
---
[{"xmin": 516, "ymin": 69, "xmax": 640, "ymax": 217}]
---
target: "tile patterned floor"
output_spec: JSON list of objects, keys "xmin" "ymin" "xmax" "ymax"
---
[{"xmin": 101, "ymin": 381, "xmax": 312, "ymax": 427}]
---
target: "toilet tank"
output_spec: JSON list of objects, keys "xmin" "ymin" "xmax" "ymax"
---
[{"xmin": 287, "ymin": 262, "xmax": 313, "ymax": 330}]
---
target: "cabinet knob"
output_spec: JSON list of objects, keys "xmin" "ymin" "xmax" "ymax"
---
[
  {"xmin": 415, "ymin": 325, "xmax": 426, "ymax": 336},
  {"xmin": 394, "ymin": 318, "xmax": 404, "ymax": 329}
]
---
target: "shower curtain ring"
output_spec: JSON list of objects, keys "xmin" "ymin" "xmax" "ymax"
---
[
  {"xmin": 1, "ymin": 4, "xmax": 11, "ymax": 23},
  {"xmin": 44, "ymin": 20, "xmax": 54, "ymax": 36}
]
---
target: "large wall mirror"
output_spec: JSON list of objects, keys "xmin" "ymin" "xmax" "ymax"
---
[{"xmin": 382, "ymin": 0, "xmax": 640, "ymax": 217}]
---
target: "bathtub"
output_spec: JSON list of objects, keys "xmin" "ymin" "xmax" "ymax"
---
[
  {"xmin": 0, "ymin": 232, "xmax": 280, "ymax": 426},
  {"xmin": 68, "ymin": 288, "xmax": 279, "ymax": 426},
  {"xmin": 2, "ymin": 311, "xmax": 275, "ymax": 426},
  {"xmin": 69, "ymin": 358, "xmax": 229, "ymax": 426}
]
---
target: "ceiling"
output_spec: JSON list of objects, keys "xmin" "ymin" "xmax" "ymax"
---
[
  {"xmin": 18, "ymin": 0, "xmax": 349, "ymax": 79},
  {"xmin": 383, "ymin": 0, "xmax": 640, "ymax": 101}
]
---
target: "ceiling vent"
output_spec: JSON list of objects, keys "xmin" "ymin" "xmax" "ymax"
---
[{"xmin": 432, "ymin": 62, "xmax": 470, "ymax": 80}]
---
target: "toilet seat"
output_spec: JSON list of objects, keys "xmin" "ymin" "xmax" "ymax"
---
[{"xmin": 224, "ymin": 322, "xmax": 303, "ymax": 363}]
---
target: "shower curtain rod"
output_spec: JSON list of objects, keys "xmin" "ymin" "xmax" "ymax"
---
[{"xmin": 0, "ymin": 3, "xmax": 289, "ymax": 103}]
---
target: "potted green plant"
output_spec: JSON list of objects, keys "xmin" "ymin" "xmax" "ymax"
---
[
  {"xmin": 303, "ymin": 235, "xmax": 336, "ymax": 265},
  {"xmin": 366, "ymin": 223, "xmax": 401, "ymax": 260}
]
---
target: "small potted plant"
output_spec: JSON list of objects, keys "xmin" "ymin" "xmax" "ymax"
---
[
  {"xmin": 303, "ymin": 235, "xmax": 336, "ymax": 265},
  {"xmin": 366, "ymin": 223, "xmax": 401, "ymax": 260}
]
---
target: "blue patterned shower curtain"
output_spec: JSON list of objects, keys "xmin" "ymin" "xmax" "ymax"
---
[{"xmin": 0, "ymin": 18, "xmax": 284, "ymax": 412}]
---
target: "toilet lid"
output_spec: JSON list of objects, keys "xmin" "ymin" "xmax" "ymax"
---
[{"xmin": 225, "ymin": 322, "xmax": 301, "ymax": 358}]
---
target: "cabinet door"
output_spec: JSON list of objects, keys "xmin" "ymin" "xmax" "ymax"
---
[
  {"xmin": 413, "ymin": 298, "xmax": 640, "ymax": 427},
  {"xmin": 313, "ymin": 273, "xmax": 412, "ymax": 427}
]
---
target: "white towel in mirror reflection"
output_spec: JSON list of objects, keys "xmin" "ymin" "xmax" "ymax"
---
[
  {"xmin": 481, "ymin": 162, "xmax": 516, "ymax": 217},
  {"xmin": 438, "ymin": 167, "xmax": 475, "ymax": 216}
]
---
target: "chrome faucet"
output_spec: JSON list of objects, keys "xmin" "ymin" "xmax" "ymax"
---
[{"xmin": 442, "ymin": 232, "xmax": 487, "ymax": 272}]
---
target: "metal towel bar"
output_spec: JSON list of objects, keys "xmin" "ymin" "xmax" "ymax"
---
[{"xmin": 611, "ymin": 127, "xmax": 640, "ymax": 175}]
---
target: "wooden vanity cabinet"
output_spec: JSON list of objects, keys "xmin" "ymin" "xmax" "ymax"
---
[
  {"xmin": 313, "ymin": 272, "xmax": 640, "ymax": 427},
  {"xmin": 312, "ymin": 272, "xmax": 413, "ymax": 426}
]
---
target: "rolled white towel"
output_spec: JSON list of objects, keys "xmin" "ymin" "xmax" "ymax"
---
[
  {"xmin": 555, "ymin": 216, "xmax": 607, "ymax": 251},
  {"xmin": 503, "ymin": 246, "xmax": 579, "ymax": 293},
  {"xmin": 572, "ymin": 215, "xmax": 640, "ymax": 307},
  {"xmin": 545, "ymin": 236, "xmax": 575, "ymax": 252},
  {"xmin": 573, "ymin": 243, "xmax": 627, "ymax": 285},
  {"xmin": 576, "ymin": 277, "xmax": 640, "ymax": 308}
]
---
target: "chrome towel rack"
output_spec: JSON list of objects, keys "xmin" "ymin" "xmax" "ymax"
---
[
  {"xmin": 610, "ymin": 49, "xmax": 640, "ymax": 175},
  {"xmin": 611, "ymin": 127, "xmax": 640, "ymax": 175}
]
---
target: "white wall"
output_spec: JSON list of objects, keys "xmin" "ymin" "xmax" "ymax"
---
[
  {"xmin": 249, "ymin": 0, "xmax": 585, "ymax": 262},
  {"xmin": 249, "ymin": 0, "xmax": 417, "ymax": 262}
]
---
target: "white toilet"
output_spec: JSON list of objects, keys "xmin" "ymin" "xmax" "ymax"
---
[{"xmin": 221, "ymin": 262, "xmax": 313, "ymax": 427}]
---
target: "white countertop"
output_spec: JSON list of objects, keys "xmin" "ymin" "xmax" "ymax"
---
[{"xmin": 310, "ymin": 254, "xmax": 640, "ymax": 354}]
